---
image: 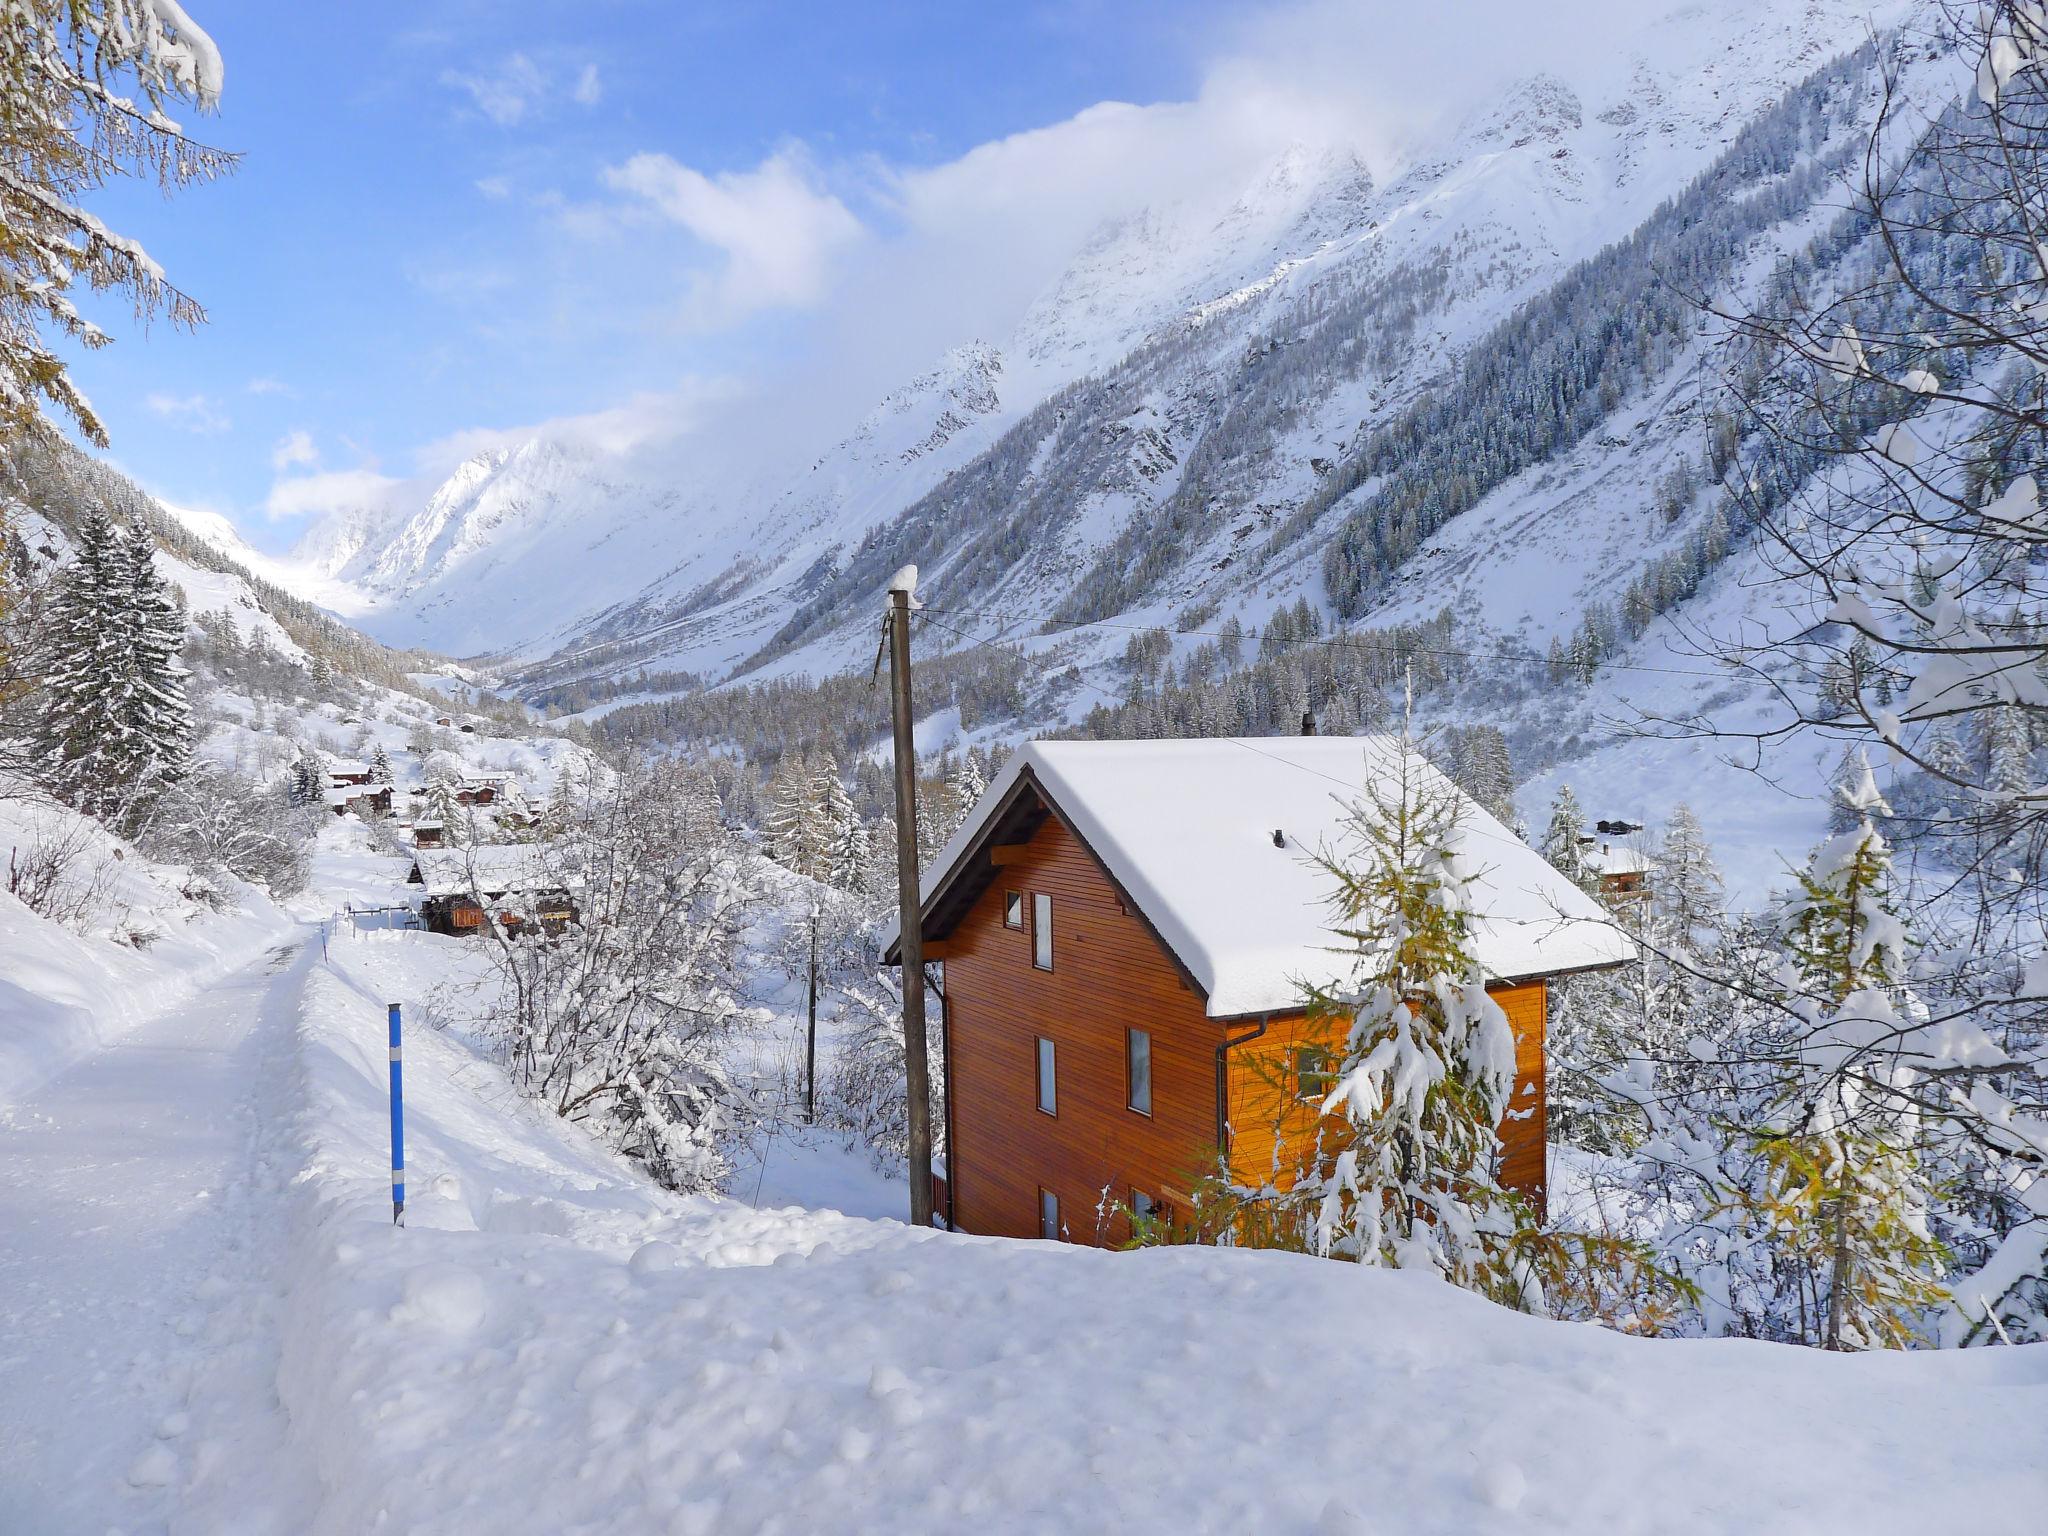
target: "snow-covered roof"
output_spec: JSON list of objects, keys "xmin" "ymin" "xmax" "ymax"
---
[
  {"xmin": 326, "ymin": 759, "xmax": 373, "ymax": 776},
  {"xmin": 1581, "ymin": 841, "xmax": 1654, "ymax": 877},
  {"xmin": 324, "ymin": 783, "xmax": 391, "ymax": 807},
  {"xmin": 893, "ymin": 737, "xmax": 1635, "ymax": 1018},
  {"xmin": 410, "ymin": 845, "xmax": 576, "ymax": 898}
]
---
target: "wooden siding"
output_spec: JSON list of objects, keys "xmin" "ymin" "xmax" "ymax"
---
[
  {"xmin": 941, "ymin": 813, "xmax": 1228, "ymax": 1244},
  {"xmin": 1222, "ymin": 979, "xmax": 1549, "ymax": 1217}
]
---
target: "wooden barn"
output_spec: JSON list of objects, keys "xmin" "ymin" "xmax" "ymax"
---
[
  {"xmin": 884, "ymin": 738, "xmax": 1634, "ymax": 1245},
  {"xmin": 407, "ymin": 846, "xmax": 578, "ymax": 936}
]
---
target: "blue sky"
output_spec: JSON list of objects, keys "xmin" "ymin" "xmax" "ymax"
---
[{"xmin": 71, "ymin": 1, "xmax": 1275, "ymax": 547}]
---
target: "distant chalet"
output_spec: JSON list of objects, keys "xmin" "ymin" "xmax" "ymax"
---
[
  {"xmin": 885, "ymin": 737, "xmax": 1633, "ymax": 1245},
  {"xmin": 407, "ymin": 846, "xmax": 578, "ymax": 937}
]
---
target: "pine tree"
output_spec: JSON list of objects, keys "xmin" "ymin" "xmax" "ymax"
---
[
  {"xmin": 766, "ymin": 751, "xmax": 830, "ymax": 880},
  {"xmin": 1287, "ymin": 747, "xmax": 1538, "ymax": 1303},
  {"xmin": 1540, "ymin": 784, "xmax": 1591, "ymax": 887},
  {"xmin": 370, "ymin": 744, "xmax": 394, "ymax": 784},
  {"xmin": 287, "ymin": 753, "xmax": 324, "ymax": 809},
  {"xmin": 35, "ymin": 510, "xmax": 133, "ymax": 820},
  {"xmin": 420, "ymin": 755, "xmax": 466, "ymax": 843},
  {"xmin": 1753, "ymin": 772, "xmax": 1948, "ymax": 1349},
  {"xmin": 118, "ymin": 523, "xmax": 191, "ymax": 799},
  {"xmin": 1655, "ymin": 802, "xmax": 1724, "ymax": 947}
]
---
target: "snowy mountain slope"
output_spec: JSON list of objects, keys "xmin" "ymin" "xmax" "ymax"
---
[{"xmin": 265, "ymin": 0, "xmax": 1918, "ymax": 689}]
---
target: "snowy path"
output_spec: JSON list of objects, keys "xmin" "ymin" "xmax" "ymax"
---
[{"xmin": 0, "ymin": 937, "xmax": 319, "ymax": 1535}]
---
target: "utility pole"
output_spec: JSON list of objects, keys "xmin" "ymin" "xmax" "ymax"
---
[
  {"xmin": 886, "ymin": 571, "xmax": 936, "ymax": 1227},
  {"xmin": 805, "ymin": 904, "xmax": 819, "ymax": 1125}
]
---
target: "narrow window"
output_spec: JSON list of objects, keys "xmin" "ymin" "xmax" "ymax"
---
[
  {"xmin": 1032, "ymin": 892, "xmax": 1053, "ymax": 970},
  {"xmin": 1296, "ymin": 1046, "xmax": 1334, "ymax": 1103},
  {"xmin": 1039, "ymin": 1187, "xmax": 1061, "ymax": 1240},
  {"xmin": 1131, "ymin": 1189, "xmax": 1161, "ymax": 1225},
  {"xmin": 1035, "ymin": 1036, "xmax": 1057, "ymax": 1116},
  {"xmin": 1126, "ymin": 1027, "xmax": 1152, "ymax": 1115},
  {"xmin": 1004, "ymin": 889, "xmax": 1024, "ymax": 929}
]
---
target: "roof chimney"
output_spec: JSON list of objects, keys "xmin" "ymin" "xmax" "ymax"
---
[{"xmin": 1300, "ymin": 711, "xmax": 1316, "ymax": 736}]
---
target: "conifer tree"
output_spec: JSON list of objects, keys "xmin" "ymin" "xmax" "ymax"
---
[
  {"xmin": 1751, "ymin": 769, "xmax": 1948, "ymax": 1348},
  {"xmin": 118, "ymin": 522, "xmax": 191, "ymax": 797},
  {"xmin": 370, "ymin": 744, "xmax": 394, "ymax": 784},
  {"xmin": 1656, "ymin": 802, "xmax": 1724, "ymax": 947},
  {"xmin": 1289, "ymin": 746, "xmax": 1537, "ymax": 1303},
  {"xmin": 35, "ymin": 509, "xmax": 135, "ymax": 820},
  {"xmin": 766, "ymin": 750, "xmax": 829, "ymax": 880},
  {"xmin": 0, "ymin": 2, "xmax": 234, "ymax": 445},
  {"xmin": 287, "ymin": 753, "xmax": 323, "ymax": 810},
  {"xmin": 1540, "ymin": 784, "xmax": 1591, "ymax": 887}
]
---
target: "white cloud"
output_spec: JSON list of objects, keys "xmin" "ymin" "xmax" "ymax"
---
[
  {"xmin": 263, "ymin": 467, "xmax": 403, "ymax": 523},
  {"xmin": 600, "ymin": 146, "xmax": 863, "ymax": 327},
  {"xmin": 442, "ymin": 52, "xmax": 548, "ymax": 126},
  {"xmin": 246, "ymin": 376, "xmax": 293, "ymax": 397},
  {"xmin": 271, "ymin": 429, "xmax": 319, "ymax": 472},
  {"xmin": 442, "ymin": 52, "xmax": 605, "ymax": 127},
  {"xmin": 475, "ymin": 174, "xmax": 512, "ymax": 200},
  {"xmin": 145, "ymin": 392, "xmax": 230, "ymax": 435}
]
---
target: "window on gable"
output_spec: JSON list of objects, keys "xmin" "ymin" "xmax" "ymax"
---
[
  {"xmin": 1039, "ymin": 1186, "xmax": 1061, "ymax": 1240},
  {"xmin": 1004, "ymin": 889, "xmax": 1024, "ymax": 929},
  {"xmin": 1032, "ymin": 892, "xmax": 1053, "ymax": 970},
  {"xmin": 1036, "ymin": 1036, "xmax": 1057, "ymax": 1116},
  {"xmin": 1126, "ymin": 1027, "xmax": 1152, "ymax": 1115},
  {"xmin": 1296, "ymin": 1045, "xmax": 1335, "ymax": 1103}
]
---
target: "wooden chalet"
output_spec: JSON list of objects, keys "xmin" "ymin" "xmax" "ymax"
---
[
  {"xmin": 324, "ymin": 782, "xmax": 393, "ymax": 819},
  {"xmin": 327, "ymin": 760, "xmax": 374, "ymax": 787},
  {"xmin": 411, "ymin": 820, "xmax": 446, "ymax": 849},
  {"xmin": 1580, "ymin": 821, "xmax": 1653, "ymax": 901},
  {"xmin": 884, "ymin": 738, "xmax": 1634, "ymax": 1245},
  {"xmin": 407, "ymin": 845, "xmax": 578, "ymax": 936}
]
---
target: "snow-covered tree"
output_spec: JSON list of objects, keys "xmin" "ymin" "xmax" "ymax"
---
[
  {"xmin": 1656, "ymin": 802, "xmax": 1724, "ymax": 947},
  {"xmin": 369, "ymin": 744, "xmax": 394, "ymax": 784},
  {"xmin": 286, "ymin": 753, "xmax": 323, "ymax": 810},
  {"xmin": 477, "ymin": 756, "xmax": 753, "ymax": 1193},
  {"xmin": 34, "ymin": 509, "xmax": 129, "ymax": 818},
  {"xmin": 117, "ymin": 522, "xmax": 191, "ymax": 796},
  {"xmin": 1540, "ymin": 784, "xmax": 1591, "ymax": 887},
  {"xmin": 1287, "ymin": 749, "xmax": 1537, "ymax": 1302},
  {"xmin": 0, "ymin": 1, "xmax": 234, "ymax": 445},
  {"xmin": 1750, "ymin": 772, "xmax": 1948, "ymax": 1349}
]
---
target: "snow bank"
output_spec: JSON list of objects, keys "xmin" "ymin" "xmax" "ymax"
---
[
  {"xmin": 275, "ymin": 937, "xmax": 2046, "ymax": 1534},
  {"xmin": 0, "ymin": 801, "xmax": 295, "ymax": 1106}
]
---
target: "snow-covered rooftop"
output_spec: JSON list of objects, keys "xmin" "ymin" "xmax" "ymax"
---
[
  {"xmin": 901, "ymin": 737, "xmax": 1635, "ymax": 1018},
  {"xmin": 410, "ymin": 845, "xmax": 574, "ymax": 898},
  {"xmin": 1582, "ymin": 841, "xmax": 1654, "ymax": 877}
]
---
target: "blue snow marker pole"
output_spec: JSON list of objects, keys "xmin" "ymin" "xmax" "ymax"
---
[{"xmin": 388, "ymin": 1002, "xmax": 405, "ymax": 1227}]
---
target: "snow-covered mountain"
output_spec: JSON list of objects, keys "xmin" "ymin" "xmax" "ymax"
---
[{"xmin": 262, "ymin": 0, "xmax": 1927, "ymax": 707}]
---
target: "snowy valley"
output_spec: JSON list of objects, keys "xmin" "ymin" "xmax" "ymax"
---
[{"xmin": 4, "ymin": 1, "xmax": 2048, "ymax": 1532}]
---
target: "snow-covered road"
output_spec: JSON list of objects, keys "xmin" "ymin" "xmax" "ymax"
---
[{"xmin": 0, "ymin": 937, "xmax": 320, "ymax": 1535}]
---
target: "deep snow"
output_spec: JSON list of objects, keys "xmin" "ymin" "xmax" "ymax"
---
[{"xmin": 1, "ymin": 821, "xmax": 2042, "ymax": 1533}]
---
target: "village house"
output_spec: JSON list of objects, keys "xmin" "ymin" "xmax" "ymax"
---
[
  {"xmin": 884, "ymin": 738, "xmax": 1634, "ymax": 1246},
  {"xmin": 325, "ymin": 759, "xmax": 374, "ymax": 787},
  {"xmin": 1580, "ymin": 819, "xmax": 1653, "ymax": 902},
  {"xmin": 324, "ymin": 782, "xmax": 393, "ymax": 819},
  {"xmin": 406, "ymin": 845, "xmax": 578, "ymax": 936},
  {"xmin": 411, "ymin": 820, "xmax": 445, "ymax": 849}
]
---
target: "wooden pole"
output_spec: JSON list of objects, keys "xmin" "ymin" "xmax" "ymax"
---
[{"xmin": 887, "ymin": 585, "xmax": 936, "ymax": 1227}]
